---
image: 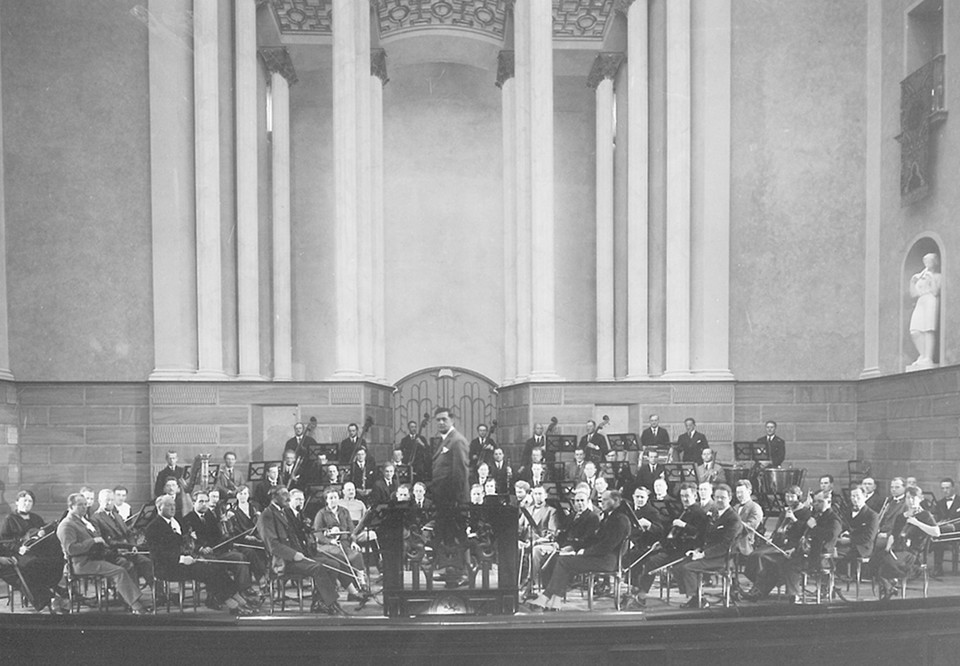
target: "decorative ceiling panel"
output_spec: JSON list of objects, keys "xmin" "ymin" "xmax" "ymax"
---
[{"xmin": 268, "ymin": 0, "xmax": 616, "ymax": 42}]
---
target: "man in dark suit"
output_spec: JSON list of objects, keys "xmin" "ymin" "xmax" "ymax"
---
[
  {"xmin": 369, "ymin": 463, "xmax": 399, "ymax": 507},
  {"xmin": 861, "ymin": 477, "xmax": 885, "ymax": 514},
  {"xmin": 577, "ymin": 420, "xmax": 608, "ymax": 464},
  {"xmin": 57, "ymin": 493, "xmax": 149, "ymax": 614},
  {"xmin": 743, "ymin": 485, "xmax": 811, "ymax": 595},
  {"xmin": 877, "ymin": 477, "xmax": 907, "ymax": 539},
  {"xmin": 339, "ymin": 423, "xmax": 367, "ymax": 466},
  {"xmin": 623, "ymin": 486, "xmax": 664, "ymax": 600},
  {"xmin": 518, "ymin": 448, "xmax": 551, "ymax": 488},
  {"xmin": 256, "ymin": 486, "xmax": 344, "ymax": 615},
  {"xmin": 182, "ymin": 489, "xmax": 253, "ymax": 598},
  {"xmin": 675, "ymin": 418, "xmax": 708, "ymax": 465},
  {"xmin": 640, "ymin": 414, "xmax": 671, "ymax": 452},
  {"xmin": 490, "ymin": 447, "xmax": 513, "ymax": 494},
  {"xmin": 836, "ymin": 486, "xmax": 879, "ymax": 577},
  {"xmin": 637, "ymin": 448, "xmax": 667, "ymax": 492},
  {"xmin": 154, "ymin": 450, "xmax": 188, "ymax": 498},
  {"xmin": 254, "ymin": 463, "xmax": 282, "ymax": 509},
  {"xmin": 399, "ymin": 419, "xmax": 431, "ymax": 483},
  {"xmin": 144, "ymin": 494, "xmax": 252, "ymax": 614},
  {"xmin": 468, "ymin": 423, "xmax": 497, "ymax": 472},
  {"xmin": 933, "ymin": 478, "xmax": 960, "ymax": 576},
  {"xmin": 783, "ymin": 493, "xmax": 842, "ymax": 603},
  {"xmin": 675, "ymin": 483, "xmax": 743, "ymax": 608},
  {"xmin": 521, "ymin": 423, "xmax": 547, "ymax": 468},
  {"xmin": 284, "ymin": 422, "xmax": 317, "ymax": 455},
  {"xmin": 348, "ymin": 447, "xmax": 377, "ymax": 494},
  {"xmin": 528, "ymin": 489, "xmax": 631, "ymax": 611},
  {"xmin": 430, "ymin": 407, "xmax": 471, "ymax": 508},
  {"xmin": 757, "ymin": 420, "xmax": 786, "ymax": 467}
]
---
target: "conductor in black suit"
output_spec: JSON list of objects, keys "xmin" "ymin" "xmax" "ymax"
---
[
  {"xmin": 640, "ymin": 414, "xmax": 671, "ymax": 451},
  {"xmin": 676, "ymin": 418, "xmax": 708, "ymax": 465},
  {"xmin": 757, "ymin": 420, "xmax": 786, "ymax": 467}
]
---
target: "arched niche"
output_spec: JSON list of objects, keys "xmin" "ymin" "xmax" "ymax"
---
[{"xmin": 901, "ymin": 234, "xmax": 944, "ymax": 371}]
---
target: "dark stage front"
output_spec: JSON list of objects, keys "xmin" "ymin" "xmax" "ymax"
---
[{"xmin": 3, "ymin": 598, "xmax": 960, "ymax": 665}]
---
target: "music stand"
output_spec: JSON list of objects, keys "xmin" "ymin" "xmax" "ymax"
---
[
  {"xmin": 545, "ymin": 435, "xmax": 577, "ymax": 465},
  {"xmin": 394, "ymin": 463, "xmax": 412, "ymax": 485},
  {"xmin": 734, "ymin": 441, "xmax": 768, "ymax": 463},
  {"xmin": 662, "ymin": 462, "xmax": 697, "ymax": 496},
  {"xmin": 607, "ymin": 433, "xmax": 640, "ymax": 451},
  {"xmin": 247, "ymin": 460, "xmax": 282, "ymax": 483},
  {"xmin": 308, "ymin": 442, "xmax": 340, "ymax": 463},
  {"xmin": 131, "ymin": 503, "xmax": 156, "ymax": 531}
]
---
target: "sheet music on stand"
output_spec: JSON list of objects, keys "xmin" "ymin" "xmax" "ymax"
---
[{"xmin": 734, "ymin": 441, "xmax": 769, "ymax": 463}]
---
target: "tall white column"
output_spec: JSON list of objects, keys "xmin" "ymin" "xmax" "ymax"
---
[
  {"xmin": 526, "ymin": 0, "xmax": 558, "ymax": 379},
  {"xmin": 498, "ymin": 50, "xmax": 517, "ymax": 384},
  {"xmin": 514, "ymin": 0, "xmax": 532, "ymax": 381},
  {"xmin": 0, "ymin": 17, "xmax": 12, "ymax": 382},
  {"xmin": 620, "ymin": 0, "xmax": 650, "ymax": 379},
  {"xmin": 691, "ymin": 0, "xmax": 733, "ymax": 379},
  {"xmin": 193, "ymin": 0, "xmax": 226, "ymax": 379},
  {"xmin": 663, "ymin": 0, "xmax": 691, "ymax": 379},
  {"xmin": 588, "ymin": 54, "xmax": 624, "ymax": 381},
  {"xmin": 332, "ymin": 0, "xmax": 362, "ymax": 378},
  {"xmin": 356, "ymin": 0, "xmax": 374, "ymax": 378},
  {"xmin": 148, "ymin": 0, "xmax": 197, "ymax": 380},
  {"xmin": 371, "ymin": 49, "xmax": 388, "ymax": 382},
  {"xmin": 236, "ymin": 0, "xmax": 261, "ymax": 380},
  {"xmin": 861, "ymin": 0, "xmax": 882, "ymax": 379},
  {"xmin": 261, "ymin": 48, "xmax": 297, "ymax": 382}
]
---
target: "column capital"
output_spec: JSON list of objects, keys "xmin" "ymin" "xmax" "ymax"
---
[
  {"xmin": 259, "ymin": 47, "xmax": 298, "ymax": 85},
  {"xmin": 371, "ymin": 48, "xmax": 389, "ymax": 85},
  {"xmin": 496, "ymin": 50, "xmax": 515, "ymax": 88},
  {"xmin": 587, "ymin": 52, "xmax": 624, "ymax": 89}
]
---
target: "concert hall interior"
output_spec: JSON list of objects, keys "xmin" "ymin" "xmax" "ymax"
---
[{"xmin": 3, "ymin": 0, "xmax": 960, "ymax": 663}]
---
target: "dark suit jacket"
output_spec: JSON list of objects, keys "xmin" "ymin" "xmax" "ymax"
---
[
  {"xmin": 668, "ymin": 503, "xmax": 709, "ymax": 554},
  {"xmin": 807, "ymin": 508, "xmax": 843, "ymax": 558},
  {"xmin": 864, "ymin": 492, "xmax": 885, "ymax": 515},
  {"xmin": 878, "ymin": 496, "xmax": 906, "ymax": 534},
  {"xmin": 182, "ymin": 511, "xmax": 224, "ymax": 549},
  {"xmin": 154, "ymin": 465, "xmax": 187, "ymax": 497},
  {"xmin": 521, "ymin": 436, "xmax": 548, "ymax": 467},
  {"xmin": 490, "ymin": 461, "xmax": 512, "ymax": 494},
  {"xmin": 628, "ymin": 503, "xmax": 665, "ymax": 547},
  {"xmin": 399, "ymin": 435, "xmax": 431, "ymax": 481},
  {"xmin": 936, "ymin": 495, "xmax": 960, "ymax": 527},
  {"xmin": 757, "ymin": 435, "xmax": 786, "ymax": 467},
  {"xmin": 90, "ymin": 510, "xmax": 133, "ymax": 546},
  {"xmin": 676, "ymin": 431, "xmax": 709, "ymax": 464},
  {"xmin": 339, "ymin": 437, "xmax": 367, "ymax": 465},
  {"xmin": 577, "ymin": 432, "xmax": 608, "ymax": 463},
  {"xmin": 517, "ymin": 465, "xmax": 550, "ymax": 488},
  {"xmin": 583, "ymin": 511, "xmax": 630, "ymax": 558},
  {"xmin": 702, "ymin": 506, "xmax": 743, "ymax": 560},
  {"xmin": 469, "ymin": 437, "xmax": 497, "ymax": 470},
  {"xmin": 256, "ymin": 502, "xmax": 307, "ymax": 564},
  {"xmin": 560, "ymin": 509, "xmax": 600, "ymax": 551},
  {"xmin": 284, "ymin": 434, "xmax": 318, "ymax": 454},
  {"xmin": 370, "ymin": 477, "xmax": 398, "ymax": 507},
  {"xmin": 636, "ymin": 463, "xmax": 667, "ymax": 492},
  {"xmin": 431, "ymin": 428, "xmax": 470, "ymax": 507},
  {"xmin": 640, "ymin": 427, "xmax": 671, "ymax": 451},
  {"xmin": 143, "ymin": 515, "xmax": 190, "ymax": 580},
  {"xmin": 348, "ymin": 461, "xmax": 377, "ymax": 492},
  {"xmin": 845, "ymin": 505, "xmax": 879, "ymax": 558},
  {"xmin": 214, "ymin": 466, "xmax": 246, "ymax": 499}
]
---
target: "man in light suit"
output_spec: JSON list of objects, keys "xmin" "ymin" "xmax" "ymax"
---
[
  {"xmin": 214, "ymin": 451, "xmax": 246, "ymax": 499},
  {"xmin": 696, "ymin": 448, "xmax": 724, "ymax": 486},
  {"xmin": 733, "ymin": 480, "xmax": 764, "ymax": 557},
  {"xmin": 57, "ymin": 493, "xmax": 148, "ymax": 614}
]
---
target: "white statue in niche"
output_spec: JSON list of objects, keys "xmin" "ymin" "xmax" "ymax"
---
[{"xmin": 907, "ymin": 252, "xmax": 941, "ymax": 371}]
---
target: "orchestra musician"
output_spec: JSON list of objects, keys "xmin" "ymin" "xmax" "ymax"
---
[
  {"xmin": 835, "ymin": 486, "xmax": 879, "ymax": 580},
  {"xmin": 630, "ymin": 482, "xmax": 708, "ymax": 607},
  {"xmin": 221, "ymin": 484, "xmax": 267, "ymax": 582},
  {"xmin": 640, "ymin": 414, "xmax": 670, "ymax": 451},
  {"xmin": 90, "ymin": 488, "xmax": 154, "ymax": 588},
  {"xmin": 526, "ymin": 489, "xmax": 630, "ymax": 612},
  {"xmin": 734, "ymin": 480, "xmax": 764, "ymax": 556},
  {"xmin": 339, "ymin": 423, "xmax": 368, "ymax": 466},
  {"xmin": 519, "ymin": 486, "xmax": 560, "ymax": 599},
  {"xmin": 490, "ymin": 447, "xmax": 513, "ymax": 495},
  {"xmin": 57, "ymin": 493, "xmax": 150, "ymax": 614},
  {"xmin": 757, "ymin": 420, "xmax": 786, "ymax": 468},
  {"xmin": 285, "ymin": 421, "xmax": 318, "ymax": 455},
  {"xmin": 742, "ymin": 485, "xmax": 810, "ymax": 595},
  {"xmin": 469, "ymin": 423, "xmax": 498, "ymax": 472},
  {"xmin": 577, "ymin": 419, "xmax": 608, "ymax": 464},
  {"xmin": 0, "ymin": 489, "xmax": 67, "ymax": 613},
  {"xmin": 399, "ymin": 419, "xmax": 431, "ymax": 483},
  {"xmin": 253, "ymin": 463, "xmax": 282, "ymax": 509},
  {"xmin": 113, "ymin": 485, "xmax": 132, "ymax": 521},
  {"xmin": 569, "ymin": 448, "xmax": 588, "ymax": 483},
  {"xmin": 280, "ymin": 449, "xmax": 303, "ymax": 490},
  {"xmin": 933, "ymin": 478, "xmax": 960, "ymax": 577},
  {"xmin": 636, "ymin": 448, "xmax": 667, "ymax": 492},
  {"xmin": 698, "ymin": 481, "xmax": 716, "ymax": 514},
  {"xmin": 214, "ymin": 451, "xmax": 246, "ymax": 499},
  {"xmin": 695, "ymin": 448, "xmax": 724, "ymax": 486},
  {"xmin": 650, "ymin": 478, "xmax": 681, "ymax": 524},
  {"xmin": 161, "ymin": 478, "xmax": 192, "ymax": 520},
  {"xmin": 370, "ymin": 463, "xmax": 399, "ymax": 507},
  {"xmin": 535, "ymin": 488, "xmax": 599, "ymax": 599},
  {"xmin": 256, "ymin": 486, "xmax": 345, "ymax": 615},
  {"xmin": 349, "ymin": 447, "xmax": 377, "ymax": 497},
  {"xmin": 818, "ymin": 475, "xmax": 847, "ymax": 515},
  {"xmin": 675, "ymin": 483, "xmax": 743, "ymax": 609},
  {"xmin": 876, "ymin": 477, "xmax": 908, "ymax": 544},
  {"xmin": 675, "ymin": 418, "xmax": 709, "ymax": 465},
  {"xmin": 182, "ymin": 489, "xmax": 256, "ymax": 603},
  {"xmin": 622, "ymin": 487, "xmax": 664, "ymax": 606},
  {"xmin": 472, "ymin": 462, "xmax": 493, "ymax": 491},
  {"xmin": 869, "ymin": 486, "xmax": 940, "ymax": 600},
  {"xmin": 521, "ymin": 423, "xmax": 547, "ymax": 468},
  {"xmin": 154, "ymin": 450, "xmax": 189, "ymax": 498},
  {"xmin": 861, "ymin": 477, "xmax": 885, "ymax": 514},
  {"xmin": 312, "ymin": 487, "xmax": 369, "ymax": 604},
  {"xmin": 518, "ymin": 449, "xmax": 550, "ymax": 488}
]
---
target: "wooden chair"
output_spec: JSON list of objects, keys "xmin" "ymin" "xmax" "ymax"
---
[
  {"xmin": 801, "ymin": 552, "xmax": 837, "ymax": 604},
  {"xmin": 64, "ymin": 559, "xmax": 112, "ymax": 613},
  {"xmin": 585, "ymin": 538, "xmax": 630, "ymax": 611}
]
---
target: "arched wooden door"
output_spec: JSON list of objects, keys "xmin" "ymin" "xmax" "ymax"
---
[{"xmin": 393, "ymin": 367, "xmax": 498, "ymax": 446}]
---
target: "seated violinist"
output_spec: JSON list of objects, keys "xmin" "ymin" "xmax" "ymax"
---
[
  {"xmin": 221, "ymin": 485, "xmax": 266, "ymax": 582},
  {"xmin": 624, "ymin": 486, "xmax": 664, "ymax": 569},
  {"xmin": 651, "ymin": 478, "xmax": 681, "ymax": 524},
  {"xmin": 90, "ymin": 488, "xmax": 153, "ymax": 588},
  {"xmin": 519, "ymin": 486, "xmax": 560, "ymax": 598},
  {"xmin": 742, "ymin": 485, "xmax": 810, "ymax": 596},
  {"xmin": 182, "ymin": 489, "xmax": 257, "ymax": 604},
  {"xmin": 869, "ymin": 485, "xmax": 940, "ymax": 600},
  {"xmin": 57, "ymin": 493, "xmax": 149, "ymax": 614},
  {"xmin": 253, "ymin": 463, "xmax": 282, "ymax": 509},
  {"xmin": 312, "ymin": 487, "xmax": 371, "ymax": 605},
  {"xmin": 145, "ymin": 494, "xmax": 254, "ymax": 615},
  {"xmin": 0, "ymin": 490, "xmax": 67, "ymax": 613}
]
